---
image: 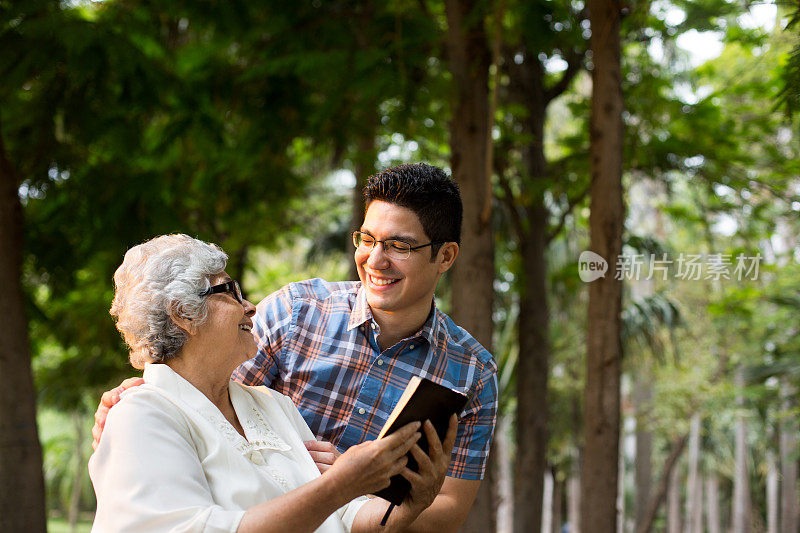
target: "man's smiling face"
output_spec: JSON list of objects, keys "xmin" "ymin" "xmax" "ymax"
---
[{"xmin": 355, "ymin": 200, "xmax": 444, "ymax": 320}]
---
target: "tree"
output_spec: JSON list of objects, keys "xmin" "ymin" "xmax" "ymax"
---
[
  {"xmin": 581, "ymin": 0, "xmax": 624, "ymax": 531},
  {"xmin": 0, "ymin": 110, "xmax": 46, "ymax": 532},
  {"xmin": 443, "ymin": 1, "xmax": 496, "ymax": 530},
  {"xmin": 494, "ymin": 2, "xmax": 590, "ymax": 529}
]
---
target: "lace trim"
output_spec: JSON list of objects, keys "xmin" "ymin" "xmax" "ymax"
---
[
  {"xmin": 198, "ymin": 406, "xmax": 293, "ymax": 492},
  {"xmin": 264, "ymin": 465, "xmax": 291, "ymax": 491},
  {"xmin": 244, "ymin": 406, "xmax": 292, "ymax": 452}
]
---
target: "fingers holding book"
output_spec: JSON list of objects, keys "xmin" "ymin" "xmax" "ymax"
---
[
  {"xmin": 400, "ymin": 414, "xmax": 458, "ymax": 513},
  {"xmin": 324, "ymin": 421, "xmax": 422, "ymax": 500}
]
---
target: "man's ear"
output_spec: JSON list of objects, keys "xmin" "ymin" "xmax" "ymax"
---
[
  {"xmin": 436, "ymin": 242, "xmax": 460, "ymax": 274},
  {"xmin": 169, "ymin": 309, "xmax": 196, "ymax": 336}
]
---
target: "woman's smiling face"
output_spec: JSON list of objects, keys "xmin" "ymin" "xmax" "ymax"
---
[{"xmin": 196, "ymin": 272, "xmax": 257, "ymax": 370}]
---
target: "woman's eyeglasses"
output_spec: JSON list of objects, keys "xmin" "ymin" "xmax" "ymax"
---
[{"xmin": 199, "ymin": 279, "xmax": 243, "ymax": 304}]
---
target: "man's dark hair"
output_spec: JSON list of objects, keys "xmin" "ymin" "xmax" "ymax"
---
[{"xmin": 363, "ymin": 163, "xmax": 462, "ymax": 258}]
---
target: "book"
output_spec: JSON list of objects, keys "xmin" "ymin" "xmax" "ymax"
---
[{"xmin": 373, "ymin": 376, "xmax": 469, "ymax": 506}]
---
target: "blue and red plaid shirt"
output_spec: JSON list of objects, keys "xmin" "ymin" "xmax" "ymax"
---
[{"xmin": 233, "ymin": 278, "xmax": 498, "ymax": 480}]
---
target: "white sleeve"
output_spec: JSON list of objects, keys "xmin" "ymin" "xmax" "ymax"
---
[
  {"xmin": 337, "ymin": 496, "xmax": 369, "ymax": 532},
  {"xmin": 88, "ymin": 391, "xmax": 245, "ymax": 532}
]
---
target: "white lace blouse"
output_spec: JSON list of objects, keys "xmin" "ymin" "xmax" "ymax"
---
[{"xmin": 89, "ymin": 363, "xmax": 366, "ymax": 532}]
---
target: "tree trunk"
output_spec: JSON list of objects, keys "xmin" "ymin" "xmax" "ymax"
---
[
  {"xmin": 516, "ymin": 214, "xmax": 550, "ymax": 533},
  {"xmin": 636, "ymin": 434, "xmax": 688, "ymax": 533},
  {"xmin": 496, "ymin": 415, "xmax": 514, "ymax": 533},
  {"xmin": 444, "ymin": 2, "xmax": 495, "ymax": 531},
  {"xmin": 780, "ymin": 379, "xmax": 798, "ymax": 533},
  {"xmin": 684, "ymin": 414, "xmax": 702, "ymax": 533},
  {"xmin": 542, "ymin": 468, "xmax": 554, "ymax": 533},
  {"xmin": 567, "ymin": 451, "xmax": 581, "ymax": 533},
  {"xmin": 667, "ymin": 461, "xmax": 682, "ymax": 533},
  {"xmin": 732, "ymin": 366, "xmax": 751, "ymax": 533},
  {"xmin": 504, "ymin": 49, "xmax": 550, "ymax": 533},
  {"xmin": 552, "ymin": 469, "xmax": 563, "ymax": 533},
  {"xmin": 767, "ymin": 447, "xmax": 778, "ymax": 533},
  {"xmin": 0, "ymin": 119, "xmax": 47, "ymax": 531},
  {"xmin": 705, "ymin": 474, "xmax": 721, "ymax": 533},
  {"xmin": 349, "ymin": 122, "xmax": 378, "ymax": 281},
  {"xmin": 617, "ymin": 420, "xmax": 626, "ymax": 533},
  {"xmin": 690, "ymin": 470, "xmax": 702, "ymax": 533},
  {"xmin": 633, "ymin": 366, "xmax": 653, "ymax": 533},
  {"xmin": 628, "ymin": 180, "xmax": 655, "ymax": 533},
  {"xmin": 581, "ymin": 0, "xmax": 624, "ymax": 531},
  {"xmin": 443, "ymin": 0, "xmax": 493, "ymax": 365}
]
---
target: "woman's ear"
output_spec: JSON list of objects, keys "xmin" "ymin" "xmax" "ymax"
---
[
  {"xmin": 436, "ymin": 242, "xmax": 460, "ymax": 274},
  {"xmin": 169, "ymin": 309, "xmax": 196, "ymax": 336}
]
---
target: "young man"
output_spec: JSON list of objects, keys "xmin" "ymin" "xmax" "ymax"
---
[{"xmin": 94, "ymin": 163, "xmax": 497, "ymax": 531}]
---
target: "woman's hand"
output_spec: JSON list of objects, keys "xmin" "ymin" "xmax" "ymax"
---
[{"xmin": 323, "ymin": 421, "xmax": 422, "ymax": 501}]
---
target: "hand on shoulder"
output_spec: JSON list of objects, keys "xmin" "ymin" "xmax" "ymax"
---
[{"xmin": 92, "ymin": 377, "xmax": 145, "ymax": 450}]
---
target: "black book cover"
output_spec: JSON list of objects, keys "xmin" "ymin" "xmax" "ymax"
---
[{"xmin": 373, "ymin": 377, "xmax": 469, "ymax": 506}]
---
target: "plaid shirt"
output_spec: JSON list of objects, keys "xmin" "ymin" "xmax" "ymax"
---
[{"xmin": 233, "ymin": 278, "xmax": 498, "ymax": 480}]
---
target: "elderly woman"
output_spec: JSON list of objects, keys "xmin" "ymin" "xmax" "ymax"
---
[{"xmin": 89, "ymin": 234, "xmax": 436, "ymax": 532}]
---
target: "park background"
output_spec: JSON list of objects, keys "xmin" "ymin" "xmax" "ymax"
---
[{"xmin": 3, "ymin": 0, "xmax": 800, "ymax": 532}]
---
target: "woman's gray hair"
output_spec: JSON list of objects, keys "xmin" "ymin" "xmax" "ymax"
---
[{"xmin": 110, "ymin": 234, "xmax": 228, "ymax": 369}]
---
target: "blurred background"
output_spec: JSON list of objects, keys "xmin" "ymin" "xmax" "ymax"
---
[{"xmin": 2, "ymin": 0, "xmax": 800, "ymax": 531}]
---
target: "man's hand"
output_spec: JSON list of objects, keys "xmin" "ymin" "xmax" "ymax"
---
[
  {"xmin": 91, "ymin": 377, "xmax": 145, "ymax": 450},
  {"xmin": 304, "ymin": 440, "xmax": 342, "ymax": 474},
  {"xmin": 400, "ymin": 414, "xmax": 458, "ymax": 514}
]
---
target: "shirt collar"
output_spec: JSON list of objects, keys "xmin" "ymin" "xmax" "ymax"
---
[
  {"xmin": 346, "ymin": 283, "xmax": 443, "ymax": 346},
  {"xmin": 347, "ymin": 283, "xmax": 373, "ymax": 331},
  {"xmin": 142, "ymin": 363, "xmax": 290, "ymax": 453},
  {"xmin": 142, "ymin": 363, "xmax": 232, "ymax": 422}
]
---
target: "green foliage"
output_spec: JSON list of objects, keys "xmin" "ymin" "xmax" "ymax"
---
[
  {"xmin": 39, "ymin": 409, "xmax": 95, "ymax": 521},
  {"xmin": 778, "ymin": 2, "xmax": 800, "ymax": 116}
]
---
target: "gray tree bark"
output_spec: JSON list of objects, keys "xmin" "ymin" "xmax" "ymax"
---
[
  {"xmin": 705, "ymin": 474, "xmax": 721, "ymax": 533},
  {"xmin": 581, "ymin": 0, "xmax": 625, "ymax": 530},
  {"xmin": 633, "ymin": 368, "xmax": 654, "ymax": 533},
  {"xmin": 542, "ymin": 469, "xmax": 554, "ymax": 533},
  {"xmin": 567, "ymin": 452, "xmax": 581, "ymax": 533},
  {"xmin": 684, "ymin": 414, "xmax": 702, "ymax": 533},
  {"xmin": 780, "ymin": 379, "xmax": 798, "ymax": 533},
  {"xmin": 767, "ymin": 447, "xmax": 778, "ymax": 533},
  {"xmin": 667, "ymin": 461, "xmax": 682, "ymax": 533},
  {"xmin": 731, "ymin": 366, "xmax": 751, "ymax": 533}
]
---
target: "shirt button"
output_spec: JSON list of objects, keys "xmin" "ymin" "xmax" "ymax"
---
[
  {"xmin": 358, "ymin": 408, "xmax": 366, "ymax": 415},
  {"xmin": 250, "ymin": 451, "xmax": 265, "ymax": 465},
  {"xmin": 377, "ymin": 359, "xmax": 384, "ymax": 366},
  {"xmin": 409, "ymin": 345, "xmax": 415, "ymax": 350}
]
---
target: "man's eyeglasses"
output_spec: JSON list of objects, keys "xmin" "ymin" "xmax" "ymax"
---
[
  {"xmin": 352, "ymin": 231, "xmax": 443, "ymax": 260},
  {"xmin": 199, "ymin": 279, "xmax": 243, "ymax": 304}
]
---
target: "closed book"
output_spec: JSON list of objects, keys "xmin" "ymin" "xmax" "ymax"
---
[{"xmin": 373, "ymin": 376, "xmax": 468, "ymax": 506}]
